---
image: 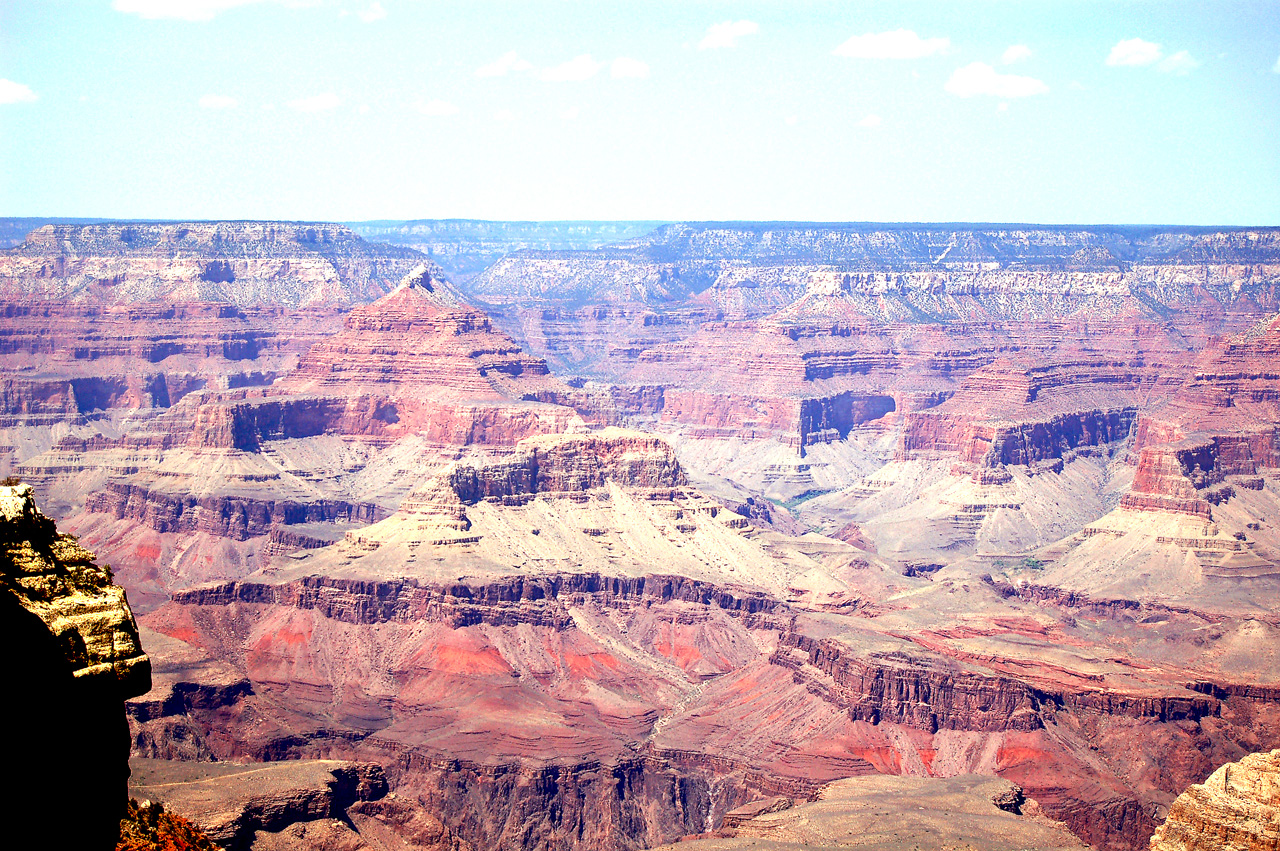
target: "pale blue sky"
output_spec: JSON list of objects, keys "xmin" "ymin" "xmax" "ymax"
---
[{"xmin": 1, "ymin": 1, "xmax": 1277, "ymax": 223}]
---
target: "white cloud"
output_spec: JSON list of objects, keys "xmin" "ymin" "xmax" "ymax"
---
[
  {"xmin": 111, "ymin": 0, "xmax": 289, "ymax": 21},
  {"xmin": 1002, "ymin": 44, "xmax": 1033, "ymax": 64},
  {"xmin": 945, "ymin": 62, "xmax": 1048, "ymax": 97},
  {"xmin": 611, "ymin": 57, "xmax": 650, "ymax": 79},
  {"xmin": 540, "ymin": 54, "xmax": 602, "ymax": 82},
  {"xmin": 1157, "ymin": 50, "xmax": 1200, "ymax": 75},
  {"xmin": 833, "ymin": 29, "xmax": 949, "ymax": 59},
  {"xmin": 1274, "ymin": 54, "xmax": 1280, "ymax": 73},
  {"xmin": 858, "ymin": 113, "xmax": 882, "ymax": 128},
  {"xmin": 357, "ymin": 2, "xmax": 385, "ymax": 23},
  {"xmin": 198, "ymin": 94, "xmax": 237, "ymax": 109},
  {"xmin": 493, "ymin": 109, "xmax": 516, "ymax": 122},
  {"xmin": 784, "ymin": 115, "xmax": 798, "ymax": 126},
  {"xmin": 559, "ymin": 106, "xmax": 580, "ymax": 120},
  {"xmin": 476, "ymin": 51, "xmax": 533, "ymax": 78},
  {"xmin": 416, "ymin": 99, "xmax": 459, "ymax": 116},
  {"xmin": 0, "ymin": 79, "xmax": 38, "ymax": 104},
  {"xmin": 288, "ymin": 92, "xmax": 341, "ymax": 112},
  {"xmin": 699, "ymin": 20, "xmax": 759, "ymax": 50},
  {"xmin": 1106, "ymin": 38, "xmax": 1163, "ymax": 67}
]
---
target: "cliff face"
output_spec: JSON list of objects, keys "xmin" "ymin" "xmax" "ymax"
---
[
  {"xmin": 0, "ymin": 221, "xmax": 425, "ymax": 307},
  {"xmin": 0, "ymin": 483, "xmax": 150, "ymax": 847},
  {"xmin": 347, "ymin": 219, "xmax": 664, "ymax": 282},
  {"xmin": 1149, "ymin": 749, "xmax": 1279, "ymax": 851}
]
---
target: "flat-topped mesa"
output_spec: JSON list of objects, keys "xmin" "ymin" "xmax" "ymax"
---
[
  {"xmin": 1148, "ymin": 749, "xmax": 1280, "ymax": 851},
  {"xmin": 0, "ymin": 220, "xmax": 425, "ymax": 307},
  {"xmin": 445, "ymin": 430, "xmax": 689, "ymax": 504},
  {"xmin": 393, "ymin": 430, "xmax": 689, "ymax": 528},
  {"xmin": 0, "ymin": 483, "xmax": 151, "ymax": 848}
]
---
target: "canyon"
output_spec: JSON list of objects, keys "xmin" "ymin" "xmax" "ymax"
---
[{"xmin": 1, "ymin": 219, "xmax": 1278, "ymax": 850}]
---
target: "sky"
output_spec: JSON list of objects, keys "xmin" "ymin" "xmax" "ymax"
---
[{"xmin": 1, "ymin": 0, "xmax": 1278, "ymax": 224}]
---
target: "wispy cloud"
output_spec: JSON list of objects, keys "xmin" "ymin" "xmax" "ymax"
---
[
  {"xmin": 198, "ymin": 94, "xmax": 238, "ymax": 109},
  {"xmin": 493, "ymin": 109, "xmax": 516, "ymax": 122},
  {"xmin": 1157, "ymin": 50, "xmax": 1199, "ymax": 75},
  {"xmin": 416, "ymin": 99, "xmax": 459, "ymax": 116},
  {"xmin": 356, "ymin": 2, "xmax": 385, "ymax": 23},
  {"xmin": 288, "ymin": 92, "xmax": 341, "ymax": 112},
  {"xmin": 111, "ymin": 0, "xmax": 298, "ymax": 21},
  {"xmin": 476, "ymin": 51, "xmax": 533, "ymax": 78},
  {"xmin": 0, "ymin": 79, "xmax": 38, "ymax": 104},
  {"xmin": 1274, "ymin": 54, "xmax": 1280, "ymax": 73},
  {"xmin": 559, "ymin": 106, "xmax": 580, "ymax": 120},
  {"xmin": 699, "ymin": 20, "xmax": 758, "ymax": 50},
  {"xmin": 1002, "ymin": 44, "xmax": 1032, "ymax": 64},
  {"xmin": 540, "ymin": 54, "xmax": 602, "ymax": 82},
  {"xmin": 857, "ymin": 114, "xmax": 883, "ymax": 128},
  {"xmin": 945, "ymin": 62, "xmax": 1048, "ymax": 97},
  {"xmin": 833, "ymin": 29, "xmax": 949, "ymax": 59},
  {"xmin": 1106, "ymin": 38, "xmax": 1163, "ymax": 67},
  {"xmin": 611, "ymin": 57, "xmax": 650, "ymax": 79}
]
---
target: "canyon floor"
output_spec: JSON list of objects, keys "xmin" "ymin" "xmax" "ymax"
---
[{"xmin": 2, "ymin": 219, "xmax": 1279, "ymax": 850}]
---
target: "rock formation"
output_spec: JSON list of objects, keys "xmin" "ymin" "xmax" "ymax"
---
[
  {"xmin": 1149, "ymin": 749, "xmax": 1279, "ymax": 850},
  {"xmin": 653, "ymin": 774, "xmax": 1088, "ymax": 850},
  {"xmin": 0, "ymin": 221, "xmax": 424, "ymax": 307},
  {"xmin": 3, "ymin": 219, "xmax": 1280, "ymax": 851},
  {"xmin": 0, "ymin": 482, "xmax": 150, "ymax": 847}
]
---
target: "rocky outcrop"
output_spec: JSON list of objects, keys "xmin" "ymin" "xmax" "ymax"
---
[
  {"xmin": 1149, "ymin": 749, "xmax": 1279, "ymax": 851},
  {"xmin": 169, "ymin": 267, "xmax": 606, "ymax": 452},
  {"xmin": 653, "ymin": 774, "xmax": 1088, "ymax": 850},
  {"xmin": 128, "ymin": 758, "xmax": 405, "ymax": 851},
  {"xmin": 443, "ymin": 431, "xmax": 688, "ymax": 503},
  {"xmin": 85, "ymin": 481, "xmax": 385, "ymax": 541},
  {"xmin": 0, "ymin": 221, "xmax": 425, "ymax": 307},
  {"xmin": 0, "ymin": 483, "xmax": 150, "ymax": 847},
  {"xmin": 774, "ymin": 631, "xmax": 1219, "ymax": 734}
]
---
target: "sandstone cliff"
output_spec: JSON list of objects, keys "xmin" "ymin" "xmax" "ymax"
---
[
  {"xmin": 1149, "ymin": 749, "xmax": 1279, "ymax": 851},
  {"xmin": 0, "ymin": 482, "xmax": 150, "ymax": 847}
]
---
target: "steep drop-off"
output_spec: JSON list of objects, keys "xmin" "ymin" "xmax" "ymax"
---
[{"xmin": 0, "ymin": 483, "xmax": 150, "ymax": 847}]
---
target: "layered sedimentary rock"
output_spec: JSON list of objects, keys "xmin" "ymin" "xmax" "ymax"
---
[
  {"xmin": 654, "ymin": 774, "xmax": 1088, "ymax": 850},
  {"xmin": 171, "ymin": 264, "xmax": 601, "ymax": 454},
  {"xmin": 0, "ymin": 221, "xmax": 424, "ymax": 307},
  {"xmin": 37, "ymin": 266, "xmax": 610, "ymax": 604},
  {"xmin": 0, "ymin": 483, "xmax": 150, "ymax": 847},
  {"xmin": 1148, "ymin": 749, "xmax": 1280, "ymax": 851},
  {"xmin": 349, "ymin": 219, "xmax": 663, "ymax": 282},
  {"xmin": 130, "ymin": 431, "xmax": 1280, "ymax": 851},
  {"xmin": 127, "ymin": 759, "xmax": 443, "ymax": 851},
  {"xmin": 466, "ymin": 225, "xmax": 1280, "ymax": 526}
]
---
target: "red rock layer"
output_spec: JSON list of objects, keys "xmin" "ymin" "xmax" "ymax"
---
[
  {"xmin": 1121, "ymin": 316, "xmax": 1280, "ymax": 517},
  {"xmin": 85, "ymin": 482, "xmax": 386, "ymax": 542},
  {"xmin": 165, "ymin": 272, "xmax": 609, "ymax": 452}
]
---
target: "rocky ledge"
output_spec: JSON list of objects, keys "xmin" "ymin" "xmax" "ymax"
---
[
  {"xmin": 1149, "ymin": 749, "xmax": 1279, "ymax": 851},
  {"xmin": 0, "ymin": 482, "xmax": 151, "ymax": 847}
]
